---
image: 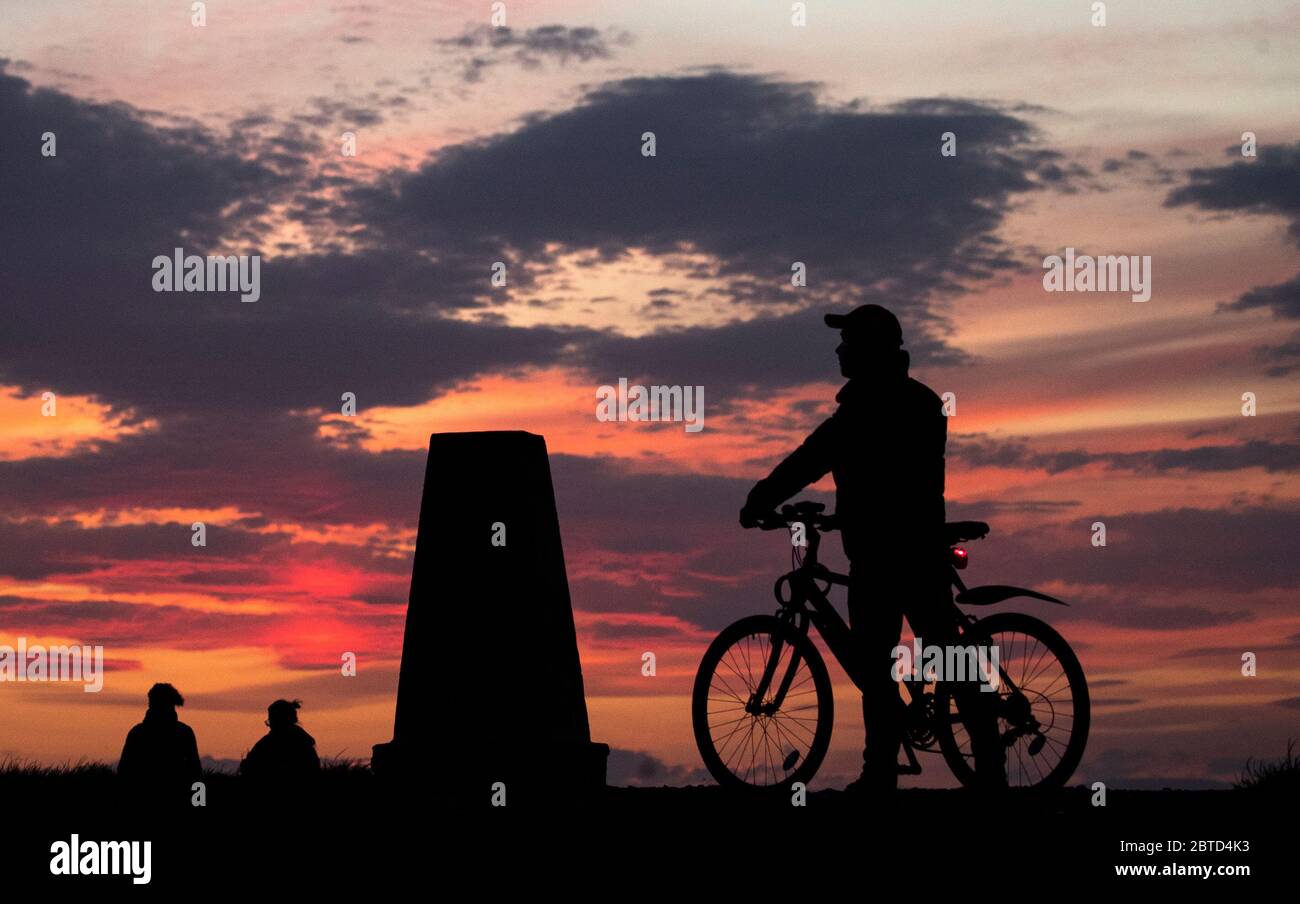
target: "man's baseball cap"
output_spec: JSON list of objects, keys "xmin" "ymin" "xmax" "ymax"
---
[{"xmin": 824, "ymin": 304, "xmax": 903, "ymax": 347}]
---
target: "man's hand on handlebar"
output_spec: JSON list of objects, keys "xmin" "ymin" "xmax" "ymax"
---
[
  {"xmin": 740, "ymin": 501, "xmax": 839, "ymax": 532},
  {"xmin": 739, "ymin": 505, "xmax": 793, "ymax": 531},
  {"xmin": 738, "ymin": 503, "xmax": 768, "ymax": 529}
]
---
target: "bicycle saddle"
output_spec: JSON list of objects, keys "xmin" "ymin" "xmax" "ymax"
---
[{"xmin": 944, "ymin": 520, "xmax": 990, "ymax": 543}]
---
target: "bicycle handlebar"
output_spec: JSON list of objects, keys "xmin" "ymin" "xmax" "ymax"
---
[{"xmin": 752, "ymin": 507, "xmax": 840, "ymax": 532}]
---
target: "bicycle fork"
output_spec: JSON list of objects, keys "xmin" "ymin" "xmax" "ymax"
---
[{"xmin": 745, "ymin": 627, "xmax": 801, "ymax": 717}]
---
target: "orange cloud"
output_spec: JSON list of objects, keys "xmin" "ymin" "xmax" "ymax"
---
[{"xmin": 0, "ymin": 386, "xmax": 154, "ymax": 461}]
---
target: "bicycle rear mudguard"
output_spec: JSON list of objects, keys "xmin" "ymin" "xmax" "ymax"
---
[{"xmin": 956, "ymin": 584, "xmax": 1066, "ymax": 606}]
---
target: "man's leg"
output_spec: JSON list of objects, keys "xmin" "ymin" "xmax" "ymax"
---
[
  {"xmin": 951, "ymin": 682, "xmax": 1006, "ymax": 789},
  {"xmin": 847, "ymin": 566, "xmax": 905, "ymax": 790},
  {"xmin": 904, "ymin": 570, "xmax": 1006, "ymax": 789}
]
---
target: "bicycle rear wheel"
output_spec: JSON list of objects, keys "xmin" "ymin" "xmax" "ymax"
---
[
  {"xmin": 935, "ymin": 612, "xmax": 1089, "ymax": 790},
  {"xmin": 692, "ymin": 614, "xmax": 833, "ymax": 791}
]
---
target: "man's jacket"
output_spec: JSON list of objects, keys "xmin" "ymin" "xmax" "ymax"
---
[
  {"xmin": 118, "ymin": 707, "xmax": 202, "ymax": 786},
  {"xmin": 745, "ymin": 352, "xmax": 946, "ymax": 564},
  {"xmin": 240, "ymin": 724, "xmax": 321, "ymax": 779}
]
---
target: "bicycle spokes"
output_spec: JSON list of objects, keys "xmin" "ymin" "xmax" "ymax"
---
[
  {"xmin": 949, "ymin": 628, "xmax": 1079, "ymax": 787},
  {"xmin": 706, "ymin": 630, "xmax": 820, "ymax": 786}
]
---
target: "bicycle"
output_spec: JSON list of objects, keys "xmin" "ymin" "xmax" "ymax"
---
[{"xmin": 692, "ymin": 501, "xmax": 1089, "ymax": 791}]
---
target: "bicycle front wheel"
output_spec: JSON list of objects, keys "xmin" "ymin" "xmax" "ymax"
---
[{"xmin": 692, "ymin": 614, "xmax": 833, "ymax": 791}]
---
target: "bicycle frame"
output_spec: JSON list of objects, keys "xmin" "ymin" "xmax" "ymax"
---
[
  {"xmin": 750, "ymin": 522, "xmax": 990, "ymax": 775},
  {"xmin": 715, "ymin": 506, "xmax": 1084, "ymax": 788},
  {"xmin": 765, "ymin": 523, "xmax": 974, "ymax": 693}
]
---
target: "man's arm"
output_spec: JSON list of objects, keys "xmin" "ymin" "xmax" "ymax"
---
[
  {"xmin": 239, "ymin": 738, "xmax": 263, "ymax": 777},
  {"xmin": 742, "ymin": 415, "xmax": 838, "ymax": 518},
  {"xmin": 117, "ymin": 727, "xmax": 138, "ymax": 776},
  {"xmin": 182, "ymin": 725, "xmax": 202, "ymax": 782}
]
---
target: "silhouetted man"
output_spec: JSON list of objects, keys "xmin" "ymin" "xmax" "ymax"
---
[
  {"xmin": 740, "ymin": 304, "xmax": 1004, "ymax": 793},
  {"xmin": 240, "ymin": 699, "xmax": 321, "ymax": 781},
  {"xmin": 118, "ymin": 682, "xmax": 202, "ymax": 805}
]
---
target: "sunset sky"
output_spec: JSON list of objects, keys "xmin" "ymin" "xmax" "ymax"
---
[{"xmin": 1, "ymin": 0, "xmax": 1297, "ymax": 789}]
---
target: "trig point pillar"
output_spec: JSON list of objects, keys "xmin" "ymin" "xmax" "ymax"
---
[{"xmin": 373, "ymin": 431, "xmax": 608, "ymax": 804}]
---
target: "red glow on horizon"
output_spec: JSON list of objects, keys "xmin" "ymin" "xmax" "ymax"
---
[{"xmin": 284, "ymin": 564, "xmax": 365, "ymax": 600}]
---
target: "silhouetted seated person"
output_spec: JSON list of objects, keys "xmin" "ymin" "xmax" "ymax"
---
[
  {"xmin": 240, "ymin": 699, "xmax": 321, "ymax": 793},
  {"xmin": 117, "ymin": 682, "xmax": 202, "ymax": 807}
]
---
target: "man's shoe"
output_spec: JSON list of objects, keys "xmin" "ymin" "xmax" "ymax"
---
[{"xmin": 843, "ymin": 771, "xmax": 897, "ymax": 798}]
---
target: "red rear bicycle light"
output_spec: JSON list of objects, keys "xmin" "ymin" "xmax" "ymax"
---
[{"xmin": 951, "ymin": 547, "xmax": 969, "ymax": 569}]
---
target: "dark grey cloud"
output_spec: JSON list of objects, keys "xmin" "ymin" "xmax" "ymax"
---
[
  {"xmin": 3, "ymin": 65, "xmax": 1073, "ymax": 424},
  {"xmin": 948, "ymin": 498, "xmax": 1081, "ymax": 514},
  {"xmin": 1220, "ymin": 271, "xmax": 1300, "ymax": 320},
  {"xmin": 1086, "ymin": 439, "xmax": 1300, "ymax": 473},
  {"xmin": 295, "ymin": 95, "xmax": 385, "ymax": 128},
  {"xmin": 966, "ymin": 505, "xmax": 1300, "ymax": 596},
  {"xmin": 1167, "ymin": 141, "xmax": 1300, "ymax": 373},
  {"xmin": 0, "ymin": 64, "xmax": 531, "ymax": 417},
  {"xmin": 1063, "ymin": 598, "xmax": 1253, "ymax": 631},
  {"xmin": 587, "ymin": 620, "xmax": 686, "ymax": 641},
  {"xmin": 951, "ymin": 434, "xmax": 1300, "ymax": 475},
  {"xmin": 1257, "ymin": 329, "xmax": 1300, "ymax": 376},
  {"xmin": 4, "ymin": 419, "xmax": 1291, "ymax": 632},
  {"xmin": 550, "ymin": 452, "xmax": 756, "ymax": 555},
  {"xmin": 1099, "ymin": 148, "xmax": 1175, "ymax": 186},
  {"xmin": 344, "ymin": 74, "xmax": 1071, "ymax": 329},
  {"xmin": 0, "ymin": 595, "xmax": 276, "ymax": 649},
  {"xmin": 440, "ymin": 24, "xmax": 632, "ymax": 82},
  {"xmin": 0, "ymin": 511, "xmax": 412, "ymax": 594},
  {"xmin": 0, "ymin": 517, "xmax": 278, "ymax": 581},
  {"xmin": 0, "ymin": 63, "xmax": 614, "ymax": 422},
  {"xmin": 549, "ymin": 452, "xmax": 838, "ymax": 629},
  {"xmin": 0, "ymin": 416, "xmax": 1291, "ymax": 643},
  {"xmin": 1166, "ymin": 141, "xmax": 1300, "ymax": 243},
  {"xmin": 4, "ymin": 65, "xmax": 1189, "ymax": 640},
  {"xmin": 576, "ymin": 311, "xmax": 966, "ymax": 416},
  {"xmin": 0, "ymin": 411, "xmax": 427, "ymax": 526},
  {"xmin": 1168, "ymin": 639, "xmax": 1300, "ymax": 660},
  {"xmin": 0, "ymin": 64, "xmax": 287, "ymax": 269},
  {"xmin": 556, "ymin": 455, "xmax": 1297, "ymax": 626},
  {"xmin": 1218, "ymin": 272, "xmax": 1300, "ymax": 376}
]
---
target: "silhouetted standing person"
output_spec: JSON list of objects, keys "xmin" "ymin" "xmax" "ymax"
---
[
  {"xmin": 118, "ymin": 682, "xmax": 202, "ymax": 806},
  {"xmin": 240, "ymin": 699, "xmax": 321, "ymax": 783},
  {"xmin": 740, "ymin": 305, "xmax": 1004, "ymax": 794}
]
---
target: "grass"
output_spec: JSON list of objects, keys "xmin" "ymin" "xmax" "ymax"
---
[
  {"xmin": 0, "ymin": 757, "xmax": 115, "ymax": 778},
  {"xmin": 4, "ymin": 747, "xmax": 1297, "ymax": 801},
  {"xmin": 1235, "ymin": 739, "xmax": 1300, "ymax": 793},
  {"xmin": 0, "ymin": 755, "xmax": 376, "ymax": 806},
  {"xmin": 0, "ymin": 755, "xmax": 369, "ymax": 777}
]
